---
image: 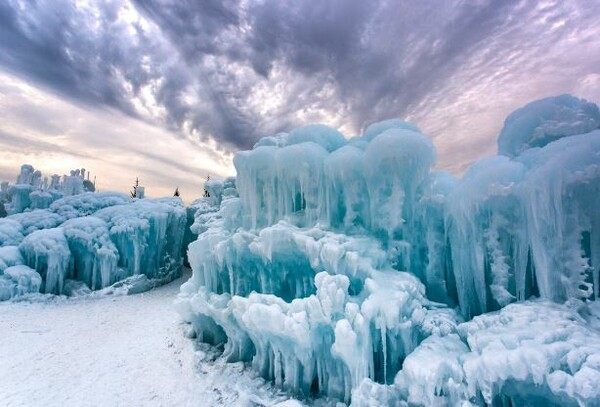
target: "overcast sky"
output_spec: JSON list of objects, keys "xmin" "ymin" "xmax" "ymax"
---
[{"xmin": 1, "ymin": 0, "xmax": 599, "ymax": 199}]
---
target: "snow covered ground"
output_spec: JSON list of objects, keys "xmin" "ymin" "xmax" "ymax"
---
[{"xmin": 0, "ymin": 270, "xmax": 304, "ymax": 407}]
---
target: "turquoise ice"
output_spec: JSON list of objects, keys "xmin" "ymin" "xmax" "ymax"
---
[{"xmin": 179, "ymin": 95, "xmax": 600, "ymax": 405}]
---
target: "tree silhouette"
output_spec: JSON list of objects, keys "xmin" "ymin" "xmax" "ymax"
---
[
  {"xmin": 203, "ymin": 174, "xmax": 210, "ymax": 198},
  {"xmin": 174, "ymin": 187, "xmax": 180, "ymax": 197},
  {"xmin": 131, "ymin": 177, "xmax": 139, "ymax": 198}
]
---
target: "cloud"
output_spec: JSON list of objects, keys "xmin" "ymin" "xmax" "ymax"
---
[
  {"xmin": 0, "ymin": 0, "xmax": 137, "ymax": 113},
  {"xmin": 0, "ymin": 129, "xmax": 93, "ymax": 159},
  {"xmin": 0, "ymin": 0, "xmax": 599, "ymax": 178},
  {"xmin": 0, "ymin": 71, "xmax": 232, "ymax": 200}
]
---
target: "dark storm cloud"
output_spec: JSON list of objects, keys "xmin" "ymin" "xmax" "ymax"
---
[
  {"xmin": 242, "ymin": 0, "xmax": 525, "ymax": 128},
  {"xmin": 0, "ymin": 0, "xmax": 599, "ymax": 160},
  {"xmin": 0, "ymin": 1, "xmax": 141, "ymax": 115},
  {"xmin": 132, "ymin": 0, "xmax": 241, "ymax": 61}
]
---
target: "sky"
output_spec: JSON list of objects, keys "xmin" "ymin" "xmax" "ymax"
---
[{"xmin": 1, "ymin": 0, "xmax": 599, "ymax": 199}]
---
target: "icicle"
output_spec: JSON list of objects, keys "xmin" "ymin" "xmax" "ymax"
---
[{"xmin": 380, "ymin": 320, "xmax": 388, "ymax": 384}]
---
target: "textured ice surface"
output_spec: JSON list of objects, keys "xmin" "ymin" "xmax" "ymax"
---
[
  {"xmin": 0, "ymin": 219, "xmax": 24, "ymax": 247},
  {"xmin": 49, "ymin": 192, "xmax": 131, "ymax": 220},
  {"xmin": 62, "ymin": 216, "xmax": 119, "ymax": 290},
  {"xmin": 0, "ymin": 265, "xmax": 42, "ymax": 300},
  {"xmin": 0, "ymin": 195, "xmax": 186, "ymax": 299},
  {"xmin": 19, "ymin": 228, "xmax": 71, "ymax": 295},
  {"xmin": 498, "ymin": 94, "xmax": 600, "ymax": 157},
  {"xmin": 458, "ymin": 301, "xmax": 600, "ymax": 406},
  {"xmin": 181, "ymin": 95, "xmax": 600, "ymax": 405}
]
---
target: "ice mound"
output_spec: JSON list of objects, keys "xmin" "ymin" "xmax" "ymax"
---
[
  {"xmin": 459, "ymin": 301, "xmax": 600, "ymax": 406},
  {"xmin": 49, "ymin": 192, "xmax": 130, "ymax": 220},
  {"xmin": 391, "ymin": 301, "xmax": 600, "ymax": 406},
  {"xmin": 0, "ymin": 264, "xmax": 42, "ymax": 300},
  {"xmin": 0, "ymin": 219, "xmax": 24, "ymax": 247},
  {"xmin": 0, "ymin": 193, "xmax": 130, "ymax": 248},
  {"xmin": 62, "ymin": 217, "xmax": 119, "ymax": 290},
  {"xmin": 8, "ymin": 210, "xmax": 65, "ymax": 237},
  {"xmin": 19, "ymin": 228, "xmax": 70, "ymax": 294},
  {"xmin": 447, "ymin": 130, "xmax": 600, "ymax": 317},
  {"xmin": 0, "ymin": 246, "xmax": 24, "ymax": 271},
  {"xmin": 181, "ymin": 95, "xmax": 600, "ymax": 404},
  {"xmin": 0, "ymin": 196, "xmax": 186, "ymax": 299},
  {"xmin": 179, "ymin": 123, "xmax": 459, "ymax": 402},
  {"xmin": 498, "ymin": 94, "xmax": 600, "ymax": 157},
  {"xmin": 1, "ymin": 165, "xmax": 99, "ymax": 215},
  {"xmin": 94, "ymin": 198, "xmax": 186, "ymax": 281}
]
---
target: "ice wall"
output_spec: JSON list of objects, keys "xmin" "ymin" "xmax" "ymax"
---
[
  {"xmin": 0, "ymin": 194, "xmax": 187, "ymax": 298},
  {"xmin": 180, "ymin": 95, "xmax": 600, "ymax": 405}
]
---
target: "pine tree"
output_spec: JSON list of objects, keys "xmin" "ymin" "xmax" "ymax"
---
[
  {"xmin": 131, "ymin": 177, "xmax": 139, "ymax": 198},
  {"xmin": 203, "ymin": 174, "xmax": 211, "ymax": 198}
]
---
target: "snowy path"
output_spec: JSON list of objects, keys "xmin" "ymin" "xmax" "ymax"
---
[{"xmin": 0, "ymin": 272, "xmax": 299, "ymax": 407}]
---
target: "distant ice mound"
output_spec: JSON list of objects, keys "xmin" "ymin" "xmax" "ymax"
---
[
  {"xmin": 0, "ymin": 165, "xmax": 99, "ymax": 216},
  {"xmin": 498, "ymin": 94, "xmax": 600, "ymax": 157},
  {"xmin": 180, "ymin": 95, "xmax": 600, "ymax": 405},
  {"xmin": 0, "ymin": 194, "xmax": 186, "ymax": 299}
]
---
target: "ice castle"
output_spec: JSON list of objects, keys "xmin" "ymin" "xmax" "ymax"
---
[{"xmin": 178, "ymin": 95, "xmax": 600, "ymax": 406}]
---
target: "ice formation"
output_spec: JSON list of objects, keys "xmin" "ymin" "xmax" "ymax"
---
[
  {"xmin": 179, "ymin": 95, "xmax": 600, "ymax": 405},
  {"xmin": 0, "ymin": 165, "xmax": 97, "ymax": 216},
  {"xmin": 498, "ymin": 94, "xmax": 600, "ymax": 157},
  {"xmin": 0, "ymin": 192, "xmax": 186, "ymax": 299}
]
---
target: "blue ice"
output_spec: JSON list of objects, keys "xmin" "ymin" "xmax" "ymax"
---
[{"xmin": 179, "ymin": 95, "xmax": 600, "ymax": 405}]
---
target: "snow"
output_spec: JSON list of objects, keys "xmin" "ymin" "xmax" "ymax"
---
[{"xmin": 0, "ymin": 272, "xmax": 306, "ymax": 407}]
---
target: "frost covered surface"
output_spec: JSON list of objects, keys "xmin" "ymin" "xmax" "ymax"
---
[
  {"xmin": 180, "ymin": 95, "xmax": 600, "ymax": 405},
  {"xmin": 0, "ymin": 194, "xmax": 186, "ymax": 299},
  {"xmin": 0, "ymin": 264, "xmax": 41, "ymax": 301},
  {"xmin": 459, "ymin": 302, "xmax": 600, "ymax": 406},
  {"xmin": 0, "ymin": 273, "xmax": 306, "ymax": 407}
]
